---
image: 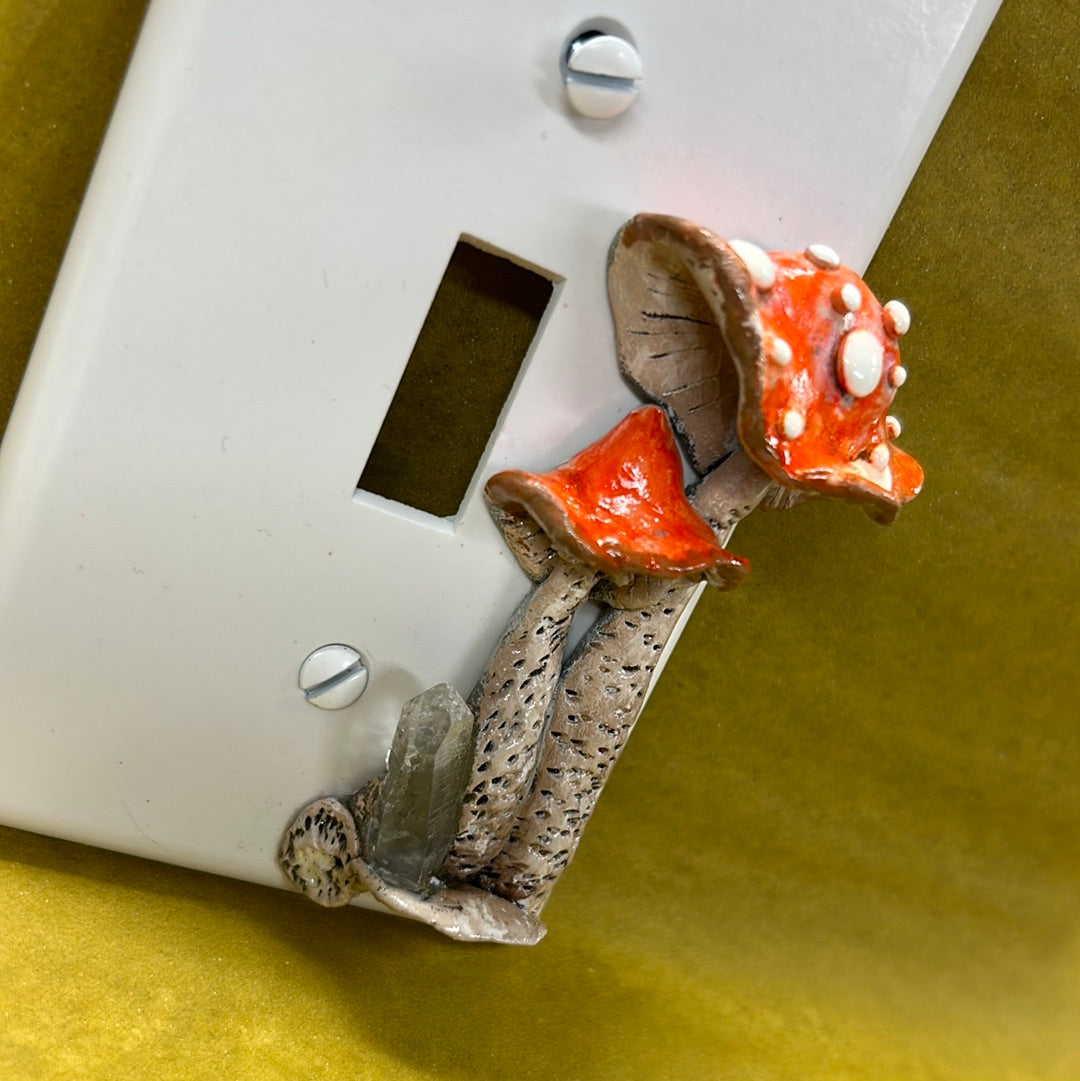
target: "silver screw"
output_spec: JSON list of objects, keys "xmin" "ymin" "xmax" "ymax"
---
[
  {"xmin": 562, "ymin": 28, "xmax": 642, "ymax": 120},
  {"xmin": 298, "ymin": 644, "xmax": 369, "ymax": 710}
]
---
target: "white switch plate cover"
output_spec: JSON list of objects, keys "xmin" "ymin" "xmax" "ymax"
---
[{"xmin": 0, "ymin": 1, "xmax": 999, "ymax": 898}]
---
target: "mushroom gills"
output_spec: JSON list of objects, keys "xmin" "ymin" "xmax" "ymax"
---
[
  {"xmin": 278, "ymin": 798, "xmax": 362, "ymax": 908},
  {"xmin": 608, "ymin": 216, "xmax": 756, "ymax": 475}
]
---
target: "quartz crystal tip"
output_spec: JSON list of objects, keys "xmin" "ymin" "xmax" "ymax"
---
[{"xmin": 364, "ymin": 683, "xmax": 476, "ymax": 894}]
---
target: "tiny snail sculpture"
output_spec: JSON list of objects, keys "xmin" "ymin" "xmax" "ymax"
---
[{"xmin": 279, "ymin": 214, "xmax": 924, "ymax": 944}]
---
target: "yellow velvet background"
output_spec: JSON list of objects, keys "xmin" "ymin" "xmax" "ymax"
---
[{"xmin": 1, "ymin": 2, "xmax": 1077, "ymax": 1078}]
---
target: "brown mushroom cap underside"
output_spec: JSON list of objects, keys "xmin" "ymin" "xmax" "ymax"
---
[
  {"xmin": 485, "ymin": 406, "xmax": 748, "ymax": 591},
  {"xmin": 609, "ymin": 214, "xmax": 924, "ymax": 523},
  {"xmin": 608, "ymin": 214, "xmax": 760, "ymax": 476}
]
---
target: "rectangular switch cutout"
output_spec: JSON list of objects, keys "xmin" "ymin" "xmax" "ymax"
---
[{"xmin": 357, "ymin": 237, "xmax": 557, "ymax": 519}]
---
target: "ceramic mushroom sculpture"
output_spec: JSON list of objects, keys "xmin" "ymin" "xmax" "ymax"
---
[
  {"xmin": 279, "ymin": 212, "xmax": 924, "ymax": 943},
  {"xmin": 471, "ymin": 216, "xmax": 924, "ymax": 914}
]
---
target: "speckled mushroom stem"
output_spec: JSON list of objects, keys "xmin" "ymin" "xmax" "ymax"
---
[
  {"xmin": 443, "ymin": 558, "xmax": 602, "ymax": 880},
  {"xmin": 478, "ymin": 576, "xmax": 697, "ymax": 905},
  {"xmin": 481, "ymin": 452, "xmax": 775, "ymax": 910},
  {"xmin": 691, "ymin": 447, "xmax": 781, "ymax": 533}
]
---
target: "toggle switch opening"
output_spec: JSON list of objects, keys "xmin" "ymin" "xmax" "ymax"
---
[{"xmin": 357, "ymin": 237, "xmax": 557, "ymax": 519}]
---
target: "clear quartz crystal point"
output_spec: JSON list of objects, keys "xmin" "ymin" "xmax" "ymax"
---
[{"xmin": 365, "ymin": 683, "xmax": 476, "ymax": 894}]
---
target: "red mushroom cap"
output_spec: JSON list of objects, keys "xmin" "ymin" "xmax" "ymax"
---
[
  {"xmin": 609, "ymin": 215, "xmax": 924, "ymax": 524},
  {"xmin": 736, "ymin": 248, "xmax": 923, "ymax": 523},
  {"xmin": 485, "ymin": 406, "xmax": 748, "ymax": 590}
]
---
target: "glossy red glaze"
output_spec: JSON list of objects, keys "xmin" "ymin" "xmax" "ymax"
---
[
  {"xmin": 741, "ymin": 250, "xmax": 924, "ymax": 520},
  {"xmin": 485, "ymin": 406, "xmax": 748, "ymax": 590},
  {"xmin": 608, "ymin": 214, "xmax": 925, "ymax": 524}
]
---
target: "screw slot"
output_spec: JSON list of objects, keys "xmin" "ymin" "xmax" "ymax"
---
[
  {"xmin": 561, "ymin": 21, "xmax": 642, "ymax": 120},
  {"xmin": 298, "ymin": 645, "xmax": 370, "ymax": 710}
]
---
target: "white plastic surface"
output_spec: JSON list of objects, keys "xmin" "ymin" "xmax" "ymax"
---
[{"xmin": 0, "ymin": 0, "xmax": 1000, "ymax": 892}]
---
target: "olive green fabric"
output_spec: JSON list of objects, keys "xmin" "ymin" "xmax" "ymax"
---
[
  {"xmin": 1, "ymin": 1, "xmax": 1077, "ymax": 1078},
  {"xmin": 0, "ymin": 0, "xmax": 149, "ymax": 430}
]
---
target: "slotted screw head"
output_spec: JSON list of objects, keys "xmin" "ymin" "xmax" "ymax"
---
[
  {"xmin": 299, "ymin": 645, "xmax": 369, "ymax": 710},
  {"xmin": 563, "ymin": 30, "xmax": 642, "ymax": 119}
]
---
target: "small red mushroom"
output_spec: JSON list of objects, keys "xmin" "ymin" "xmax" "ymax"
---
[
  {"xmin": 485, "ymin": 405, "xmax": 748, "ymax": 591},
  {"xmin": 446, "ymin": 406, "xmax": 746, "ymax": 882}
]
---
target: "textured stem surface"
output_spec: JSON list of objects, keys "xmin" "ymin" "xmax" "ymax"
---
[
  {"xmin": 479, "ymin": 456, "xmax": 773, "ymax": 909},
  {"xmin": 482, "ymin": 579, "xmax": 696, "ymax": 907},
  {"xmin": 444, "ymin": 559, "xmax": 601, "ymax": 879},
  {"xmin": 692, "ymin": 447, "xmax": 775, "ymax": 531}
]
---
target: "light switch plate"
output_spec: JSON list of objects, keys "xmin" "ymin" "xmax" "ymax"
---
[{"xmin": 0, "ymin": 0, "xmax": 999, "ymax": 896}]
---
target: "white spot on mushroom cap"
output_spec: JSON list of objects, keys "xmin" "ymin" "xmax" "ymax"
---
[
  {"xmin": 886, "ymin": 415, "xmax": 902, "ymax": 439},
  {"xmin": 890, "ymin": 365, "xmax": 908, "ymax": 388},
  {"xmin": 806, "ymin": 243, "xmax": 841, "ymax": 269},
  {"xmin": 871, "ymin": 443, "xmax": 890, "ymax": 471},
  {"xmin": 729, "ymin": 239, "xmax": 777, "ymax": 290},
  {"xmin": 782, "ymin": 409, "xmax": 805, "ymax": 439},
  {"xmin": 835, "ymin": 282, "xmax": 862, "ymax": 312},
  {"xmin": 852, "ymin": 457, "xmax": 893, "ymax": 493},
  {"xmin": 884, "ymin": 299, "xmax": 911, "ymax": 337},
  {"xmin": 768, "ymin": 336, "xmax": 793, "ymax": 366},
  {"xmin": 838, "ymin": 329, "xmax": 885, "ymax": 397}
]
